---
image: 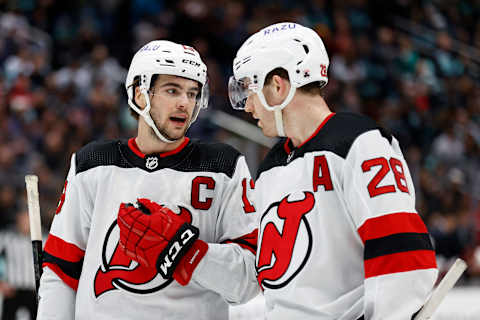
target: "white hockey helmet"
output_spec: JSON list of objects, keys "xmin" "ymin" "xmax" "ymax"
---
[
  {"xmin": 125, "ymin": 40, "xmax": 208, "ymax": 143},
  {"xmin": 228, "ymin": 22, "xmax": 329, "ymax": 136}
]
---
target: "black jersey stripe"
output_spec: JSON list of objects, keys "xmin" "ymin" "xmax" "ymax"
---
[
  {"xmin": 43, "ymin": 251, "xmax": 83, "ymax": 280},
  {"xmin": 364, "ymin": 233, "xmax": 433, "ymax": 261},
  {"xmin": 224, "ymin": 238, "xmax": 257, "ymax": 252}
]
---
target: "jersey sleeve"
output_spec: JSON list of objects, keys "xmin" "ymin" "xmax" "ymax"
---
[
  {"xmin": 191, "ymin": 156, "xmax": 260, "ymax": 304},
  {"xmin": 38, "ymin": 153, "xmax": 93, "ymax": 319},
  {"xmin": 37, "ymin": 267, "xmax": 76, "ymax": 320},
  {"xmin": 343, "ymin": 130, "xmax": 438, "ymax": 319}
]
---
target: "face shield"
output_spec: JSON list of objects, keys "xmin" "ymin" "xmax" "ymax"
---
[
  {"xmin": 228, "ymin": 76, "xmax": 258, "ymax": 110},
  {"xmin": 191, "ymin": 79, "xmax": 210, "ymax": 123}
]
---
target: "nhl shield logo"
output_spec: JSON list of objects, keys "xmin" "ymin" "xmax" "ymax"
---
[
  {"xmin": 286, "ymin": 150, "xmax": 295, "ymax": 163},
  {"xmin": 145, "ymin": 156, "xmax": 158, "ymax": 170}
]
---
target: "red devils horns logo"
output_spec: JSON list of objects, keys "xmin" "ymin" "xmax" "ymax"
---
[
  {"xmin": 94, "ymin": 206, "xmax": 192, "ymax": 298},
  {"xmin": 256, "ymin": 192, "xmax": 315, "ymax": 290}
]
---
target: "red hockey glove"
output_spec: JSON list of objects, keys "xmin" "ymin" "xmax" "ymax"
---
[{"xmin": 117, "ymin": 198, "xmax": 208, "ymax": 286}]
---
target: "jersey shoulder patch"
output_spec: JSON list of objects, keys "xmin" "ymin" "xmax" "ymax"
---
[
  {"xmin": 301, "ymin": 112, "xmax": 392, "ymax": 159},
  {"xmin": 256, "ymin": 113, "xmax": 392, "ymax": 179},
  {"xmin": 75, "ymin": 140, "xmax": 129, "ymax": 174},
  {"xmin": 178, "ymin": 140, "xmax": 242, "ymax": 178}
]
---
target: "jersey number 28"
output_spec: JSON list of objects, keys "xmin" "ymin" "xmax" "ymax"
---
[{"xmin": 361, "ymin": 157, "xmax": 409, "ymax": 198}]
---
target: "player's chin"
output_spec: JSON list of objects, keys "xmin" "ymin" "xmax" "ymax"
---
[
  {"xmin": 167, "ymin": 128, "xmax": 188, "ymax": 140},
  {"xmin": 261, "ymin": 127, "xmax": 276, "ymax": 138}
]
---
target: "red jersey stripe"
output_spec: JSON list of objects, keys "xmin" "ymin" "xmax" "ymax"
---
[
  {"xmin": 358, "ymin": 212, "xmax": 428, "ymax": 244},
  {"xmin": 225, "ymin": 242, "xmax": 256, "ymax": 255},
  {"xmin": 159, "ymin": 137, "xmax": 190, "ymax": 157},
  {"xmin": 127, "ymin": 137, "xmax": 190, "ymax": 158},
  {"xmin": 43, "ymin": 262, "xmax": 79, "ymax": 291},
  {"xmin": 44, "ymin": 234, "xmax": 85, "ymax": 262},
  {"xmin": 297, "ymin": 112, "xmax": 335, "ymax": 149},
  {"xmin": 283, "ymin": 112, "xmax": 336, "ymax": 153},
  {"xmin": 128, "ymin": 138, "xmax": 145, "ymax": 158},
  {"xmin": 223, "ymin": 229, "xmax": 258, "ymax": 255},
  {"xmin": 364, "ymin": 250, "xmax": 437, "ymax": 278}
]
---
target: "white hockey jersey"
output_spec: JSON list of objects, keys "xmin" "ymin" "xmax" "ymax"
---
[
  {"xmin": 254, "ymin": 113, "xmax": 438, "ymax": 320},
  {"xmin": 37, "ymin": 137, "xmax": 259, "ymax": 320}
]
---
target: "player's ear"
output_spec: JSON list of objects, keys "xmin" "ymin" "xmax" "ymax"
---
[
  {"xmin": 264, "ymin": 75, "xmax": 290, "ymax": 104},
  {"xmin": 134, "ymin": 86, "xmax": 146, "ymax": 109}
]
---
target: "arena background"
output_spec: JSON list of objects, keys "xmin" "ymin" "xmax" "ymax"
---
[{"xmin": 0, "ymin": 0, "xmax": 479, "ymax": 318}]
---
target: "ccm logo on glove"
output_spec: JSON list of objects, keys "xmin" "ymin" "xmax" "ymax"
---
[{"xmin": 157, "ymin": 223, "xmax": 199, "ymax": 278}]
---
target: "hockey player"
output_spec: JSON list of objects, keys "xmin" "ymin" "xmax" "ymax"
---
[
  {"xmin": 229, "ymin": 22, "xmax": 438, "ymax": 320},
  {"xmin": 37, "ymin": 40, "xmax": 259, "ymax": 320}
]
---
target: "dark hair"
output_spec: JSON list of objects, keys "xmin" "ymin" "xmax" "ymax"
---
[
  {"xmin": 264, "ymin": 68, "xmax": 324, "ymax": 96},
  {"xmin": 128, "ymin": 74, "xmax": 159, "ymax": 120}
]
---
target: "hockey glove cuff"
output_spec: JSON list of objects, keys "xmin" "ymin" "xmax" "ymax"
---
[{"xmin": 172, "ymin": 239, "xmax": 208, "ymax": 286}]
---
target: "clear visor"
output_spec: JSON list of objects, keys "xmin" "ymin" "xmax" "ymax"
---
[
  {"xmin": 228, "ymin": 76, "xmax": 257, "ymax": 110},
  {"xmin": 191, "ymin": 79, "xmax": 209, "ymax": 123},
  {"xmin": 197, "ymin": 79, "xmax": 209, "ymax": 109}
]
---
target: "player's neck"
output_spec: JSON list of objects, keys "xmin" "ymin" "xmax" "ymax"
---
[
  {"xmin": 135, "ymin": 125, "xmax": 186, "ymax": 155},
  {"xmin": 284, "ymin": 95, "xmax": 332, "ymax": 147}
]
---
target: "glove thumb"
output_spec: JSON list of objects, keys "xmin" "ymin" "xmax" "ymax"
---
[{"xmin": 136, "ymin": 198, "xmax": 164, "ymax": 214}]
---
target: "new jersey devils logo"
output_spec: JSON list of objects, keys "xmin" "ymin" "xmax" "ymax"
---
[
  {"xmin": 256, "ymin": 192, "xmax": 314, "ymax": 290},
  {"xmin": 94, "ymin": 206, "xmax": 192, "ymax": 298}
]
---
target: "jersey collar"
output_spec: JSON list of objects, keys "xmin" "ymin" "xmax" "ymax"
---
[
  {"xmin": 121, "ymin": 137, "xmax": 193, "ymax": 171},
  {"xmin": 284, "ymin": 112, "xmax": 336, "ymax": 155},
  {"xmin": 127, "ymin": 137, "xmax": 190, "ymax": 158}
]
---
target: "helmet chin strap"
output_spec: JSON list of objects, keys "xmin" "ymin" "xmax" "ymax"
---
[
  {"xmin": 128, "ymin": 89, "xmax": 178, "ymax": 144},
  {"xmin": 274, "ymin": 109, "xmax": 285, "ymax": 137},
  {"xmin": 257, "ymin": 86, "xmax": 296, "ymax": 138}
]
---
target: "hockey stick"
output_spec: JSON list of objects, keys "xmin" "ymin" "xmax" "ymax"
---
[
  {"xmin": 25, "ymin": 174, "xmax": 43, "ymax": 304},
  {"xmin": 413, "ymin": 258, "xmax": 467, "ymax": 320}
]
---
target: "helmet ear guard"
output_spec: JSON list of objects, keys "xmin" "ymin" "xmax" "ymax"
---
[{"xmin": 125, "ymin": 41, "xmax": 209, "ymax": 143}]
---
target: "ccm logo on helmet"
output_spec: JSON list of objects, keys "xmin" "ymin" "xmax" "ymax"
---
[
  {"xmin": 182, "ymin": 59, "xmax": 201, "ymax": 67},
  {"xmin": 157, "ymin": 224, "xmax": 199, "ymax": 279}
]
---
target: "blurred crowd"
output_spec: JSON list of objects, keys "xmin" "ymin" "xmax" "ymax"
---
[{"xmin": 0, "ymin": 0, "xmax": 479, "ymax": 288}]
